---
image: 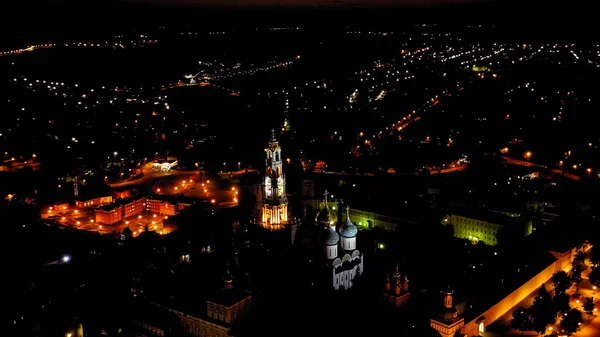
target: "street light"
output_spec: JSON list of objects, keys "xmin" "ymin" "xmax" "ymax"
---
[{"xmin": 62, "ymin": 255, "xmax": 71, "ymax": 263}]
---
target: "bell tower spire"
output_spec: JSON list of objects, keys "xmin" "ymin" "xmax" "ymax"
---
[{"xmin": 259, "ymin": 129, "xmax": 288, "ymax": 229}]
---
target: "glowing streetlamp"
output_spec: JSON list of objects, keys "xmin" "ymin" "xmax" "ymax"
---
[{"xmin": 523, "ymin": 151, "xmax": 532, "ymax": 160}]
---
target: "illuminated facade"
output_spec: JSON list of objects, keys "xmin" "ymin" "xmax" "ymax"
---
[
  {"xmin": 442, "ymin": 209, "xmax": 533, "ymax": 246},
  {"xmin": 75, "ymin": 196, "xmax": 113, "ymax": 208},
  {"xmin": 259, "ymin": 129, "xmax": 289, "ymax": 229},
  {"xmin": 94, "ymin": 197, "xmax": 147, "ymax": 224},
  {"xmin": 146, "ymin": 195, "xmax": 191, "ymax": 216},
  {"xmin": 318, "ymin": 199, "xmax": 364, "ymax": 291}
]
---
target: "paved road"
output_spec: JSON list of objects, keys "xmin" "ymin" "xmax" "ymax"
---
[
  {"xmin": 502, "ymin": 156, "xmax": 580, "ymax": 181},
  {"xmin": 575, "ymin": 313, "xmax": 600, "ymax": 337},
  {"xmin": 572, "ymin": 272, "xmax": 599, "ymax": 337}
]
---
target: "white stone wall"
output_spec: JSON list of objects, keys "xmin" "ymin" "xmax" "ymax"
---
[{"xmin": 332, "ymin": 254, "xmax": 364, "ymax": 290}]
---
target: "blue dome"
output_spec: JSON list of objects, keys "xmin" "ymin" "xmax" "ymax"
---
[
  {"xmin": 339, "ymin": 217, "xmax": 358, "ymax": 238},
  {"xmin": 323, "ymin": 226, "xmax": 340, "ymax": 246}
]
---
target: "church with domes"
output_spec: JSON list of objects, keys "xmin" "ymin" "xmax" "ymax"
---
[
  {"xmin": 315, "ymin": 191, "xmax": 364, "ymax": 291},
  {"xmin": 383, "ymin": 264, "xmax": 411, "ymax": 308}
]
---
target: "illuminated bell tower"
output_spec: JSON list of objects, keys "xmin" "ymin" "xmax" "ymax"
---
[
  {"xmin": 261, "ymin": 129, "xmax": 288, "ymax": 229},
  {"xmin": 283, "ymin": 95, "xmax": 291, "ymax": 132}
]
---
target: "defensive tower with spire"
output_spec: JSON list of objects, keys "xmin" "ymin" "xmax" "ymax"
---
[{"xmin": 430, "ymin": 287, "xmax": 465, "ymax": 337}]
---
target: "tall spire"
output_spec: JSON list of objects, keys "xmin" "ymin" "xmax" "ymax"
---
[
  {"xmin": 393, "ymin": 263, "xmax": 401, "ymax": 285},
  {"xmin": 385, "ymin": 272, "xmax": 391, "ymax": 291},
  {"xmin": 224, "ymin": 263, "xmax": 233, "ymax": 290},
  {"xmin": 345, "ymin": 205, "xmax": 352, "ymax": 224},
  {"xmin": 283, "ymin": 95, "xmax": 291, "ymax": 131},
  {"xmin": 323, "ymin": 190, "xmax": 329, "ymax": 205},
  {"xmin": 270, "ymin": 128, "xmax": 277, "ymax": 142}
]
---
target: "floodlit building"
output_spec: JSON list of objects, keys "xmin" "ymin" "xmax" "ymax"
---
[
  {"xmin": 112, "ymin": 189, "xmax": 131, "ymax": 200},
  {"xmin": 430, "ymin": 289, "xmax": 465, "ymax": 337},
  {"xmin": 257, "ymin": 129, "xmax": 289, "ymax": 229},
  {"xmin": 146, "ymin": 195, "xmax": 191, "ymax": 216},
  {"xmin": 382, "ymin": 264, "xmax": 411, "ymax": 308},
  {"xmin": 94, "ymin": 197, "xmax": 147, "ymax": 224},
  {"xmin": 75, "ymin": 196, "xmax": 113, "ymax": 208},
  {"xmin": 152, "ymin": 160, "xmax": 178, "ymax": 172},
  {"xmin": 317, "ymin": 197, "xmax": 364, "ymax": 291},
  {"xmin": 442, "ymin": 208, "xmax": 533, "ymax": 245}
]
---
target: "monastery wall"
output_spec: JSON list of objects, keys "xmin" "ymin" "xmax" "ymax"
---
[{"xmin": 462, "ymin": 249, "xmax": 574, "ymax": 336}]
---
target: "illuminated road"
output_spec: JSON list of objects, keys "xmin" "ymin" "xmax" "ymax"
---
[
  {"xmin": 109, "ymin": 163, "xmax": 206, "ymax": 188},
  {"xmin": 502, "ymin": 156, "xmax": 580, "ymax": 181},
  {"xmin": 0, "ymin": 44, "xmax": 53, "ymax": 57},
  {"xmin": 161, "ymin": 81, "xmax": 211, "ymax": 90}
]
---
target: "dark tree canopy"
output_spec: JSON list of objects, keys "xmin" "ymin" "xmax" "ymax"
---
[
  {"xmin": 552, "ymin": 271, "xmax": 572, "ymax": 295},
  {"xmin": 510, "ymin": 306, "xmax": 532, "ymax": 334},
  {"xmin": 573, "ymin": 251, "xmax": 586, "ymax": 267},
  {"xmin": 559, "ymin": 308, "xmax": 583, "ymax": 336},
  {"xmin": 530, "ymin": 284, "xmax": 555, "ymax": 334},
  {"xmin": 552, "ymin": 293, "xmax": 571, "ymax": 314},
  {"xmin": 583, "ymin": 297, "xmax": 595, "ymax": 318}
]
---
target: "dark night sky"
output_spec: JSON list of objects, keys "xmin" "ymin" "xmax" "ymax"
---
[
  {"xmin": 2, "ymin": 0, "xmax": 594, "ymax": 38},
  {"xmin": 122, "ymin": 0, "xmax": 490, "ymax": 6}
]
